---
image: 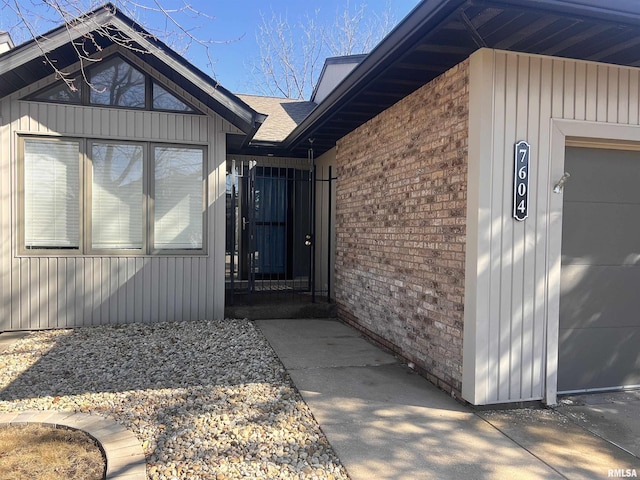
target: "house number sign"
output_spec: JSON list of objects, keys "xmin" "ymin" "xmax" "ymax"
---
[{"xmin": 513, "ymin": 140, "xmax": 530, "ymax": 221}]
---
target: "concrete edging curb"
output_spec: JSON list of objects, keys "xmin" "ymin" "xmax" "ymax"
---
[{"xmin": 0, "ymin": 410, "xmax": 147, "ymax": 479}]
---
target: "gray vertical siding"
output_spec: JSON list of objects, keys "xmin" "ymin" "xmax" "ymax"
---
[
  {"xmin": 0, "ymin": 48, "xmax": 236, "ymax": 331},
  {"xmin": 463, "ymin": 48, "xmax": 640, "ymax": 405}
]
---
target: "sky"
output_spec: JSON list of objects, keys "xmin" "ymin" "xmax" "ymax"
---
[{"xmin": 0, "ymin": 0, "xmax": 422, "ymax": 96}]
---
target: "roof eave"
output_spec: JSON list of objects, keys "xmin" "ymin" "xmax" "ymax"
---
[{"xmin": 282, "ymin": 0, "xmax": 465, "ymax": 151}]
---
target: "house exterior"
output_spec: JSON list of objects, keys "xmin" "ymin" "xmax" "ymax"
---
[
  {"xmin": 0, "ymin": 5, "xmax": 265, "ymax": 329},
  {"xmin": 2, "ymin": 0, "xmax": 640, "ymax": 407}
]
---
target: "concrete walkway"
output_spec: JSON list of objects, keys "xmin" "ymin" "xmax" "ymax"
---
[{"xmin": 256, "ymin": 318, "xmax": 640, "ymax": 480}]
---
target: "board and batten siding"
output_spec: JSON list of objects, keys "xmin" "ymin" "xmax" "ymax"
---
[
  {"xmin": 0, "ymin": 54, "xmax": 238, "ymax": 331},
  {"xmin": 463, "ymin": 48, "xmax": 640, "ymax": 405}
]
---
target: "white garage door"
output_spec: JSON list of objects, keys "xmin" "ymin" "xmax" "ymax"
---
[{"xmin": 558, "ymin": 146, "xmax": 640, "ymax": 393}]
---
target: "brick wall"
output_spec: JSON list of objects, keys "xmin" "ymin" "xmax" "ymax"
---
[{"xmin": 335, "ymin": 59, "xmax": 469, "ymax": 396}]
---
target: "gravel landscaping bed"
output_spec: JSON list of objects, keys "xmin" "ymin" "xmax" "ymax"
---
[{"xmin": 0, "ymin": 320, "xmax": 349, "ymax": 480}]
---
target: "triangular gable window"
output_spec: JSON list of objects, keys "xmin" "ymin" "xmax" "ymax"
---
[
  {"xmin": 30, "ymin": 81, "xmax": 81, "ymax": 104},
  {"xmin": 26, "ymin": 55, "xmax": 200, "ymax": 114},
  {"xmin": 89, "ymin": 56, "xmax": 145, "ymax": 108},
  {"xmin": 153, "ymin": 82, "xmax": 194, "ymax": 112}
]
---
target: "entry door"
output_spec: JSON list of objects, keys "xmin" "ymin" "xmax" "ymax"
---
[
  {"xmin": 558, "ymin": 146, "xmax": 640, "ymax": 393},
  {"xmin": 238, "ymin": 165, "xmax": 311, "ymax": 283}
]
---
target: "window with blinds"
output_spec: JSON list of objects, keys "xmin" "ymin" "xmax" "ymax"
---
[
  {"xmin": 20, "ymin": 137, "xmax": 206, "ymax": 255},
  {"xmin": 91, "ymin": 143, "xmax": 144, "ymax": 250},
  {"xmin": 23, "ymin": 138, "xmax": 80, "ymax": 249},
  {"xmin": 154, "ymin": 146, "xmax": 203, "ymax": 249}
]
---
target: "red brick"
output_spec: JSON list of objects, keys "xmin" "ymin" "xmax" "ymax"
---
[{"xmin": 335, "ymin": 59, "xmax": 469, "ymax": 396}]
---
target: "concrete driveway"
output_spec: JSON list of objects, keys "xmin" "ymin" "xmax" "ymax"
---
[{"xmin": 556, "ymin": 390, "xmax": 640, "ymax": 458}]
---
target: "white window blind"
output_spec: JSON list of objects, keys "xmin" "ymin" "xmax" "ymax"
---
[
  {"xmin": 154, "ymin": 146, "xmax": 203, "ymax": 249},
  {"xmin": 24, "ymin": 139, "xmax": 80, "ymax": 248},
  {"xmin": 91, "ymin": 143, "xmax": 144, "ymax": 249}
]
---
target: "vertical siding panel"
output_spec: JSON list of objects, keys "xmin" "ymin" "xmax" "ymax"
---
[
  {"xmin": 101, "ymin": 109, "xmax": 110, "ymax": 136},
  {"xmin": 118, "ymin": 110, "xmax": 127, "ymax": 138},
  {"xmin": 198, "ymin": 259, "xmax": 207, "ymax": 320},
  {"xmin": 110, "ymin": 258, "xmax": 120, "ymax": 323},
  {"xmin": 39, "ymin": 259, "xmax": 48, "ymax": 329},
  {"xmin": 597, "ymin": 65, "xmax": 609, "ymax": 122},
  {"xmin": 132, "ymin": 111, "xmax": 142, "ymax": 139},
  {"xmin": 123, "ymin": 258, "xmax": 133, "ymax": 322},
  {"xmin": 91, "ymin": 257, "xmax": 102, "ymax": 325},
  {"xmin": 0, "ymin": 101, "xmax": 11, "ymax": 330},
  {"xmin": 74, "ymin": 106, "xmax": 84, "ymax": 134},
  {"xmin": 167, "ymin": 257, "xmax": 176, "ymax": 321},
  {"xmin": 151, "ymin": 257, "xmax": 160, "ymax": 322},
  {"xmin": 498, "ymin": 53, "xmax": 518, "ymax": 401},
  {"xmin": 608, "ymin": 67, "xmax": 619, "ymax": 123},
  {"xmin": 552, "ymin": 59, "xmax": 565, "ymax": 118},
  {"xmin": 629, "ymin": 70, "xmax": 639, "ymax": 125},
  {"xmin": 135, "ymin": 257, "xmax": 144, "ymax": 322},
  {"xmin": 563, "ymin": 61, "xmax": 575, "ymax": 119},
  {"xmin": 56, "ymin": 104, "xmax": 66, "ymax": 133},
  {"xmin": 152, "ymin": 113, "xmax": 160, "ymax": 139},
  {"xmin": 175, "ymin": 257, "xmax": 184, "ymax": 320},
  {"xmin": 101, "ymin": 258, "xmax": 111, "ymax": 325},
  {"xmin": 509, "ymin": 55, "xmax": 530, "ymax": 399},
  {"xmin": 60, "ymin": 258, "xmax": 70, "ymax": 327},
  {"xmin": 533, "ymin": 56, "xmax": 553, "ymax": 399},
  {"xmin": 618, "ymin": 69, "xmax": 630, "ymax": 125},
  {"xmin": 18, "ymin": 260, "xmax": 28, "ymax": 329},
  {"xmin": 489, "ymin": 52, "xmax": 507, "ymax": 401},
  {"xmin": 200, "ymin": 117, "xmax": 208, "ymax": 143},
  {"xmin": 144, "ymin": 112, "xmax": 152, "ymax": 139},
  {"xmin": 48, "ymin": 259, "xmax": 58, "ymax": 329},
  {"xmin": 167, "ymin": 115, "xmax": 176, "ymax": 141},
  {"xmin": 176, "ymin": 115, "xmax": 184, "ymax": 140},
  {"xmin": 585, "ymin": 63, "xmax": 598, "ymax": 121},
  {"xmin": 574, "ymin": 62, "xmax": 587, "ymax": 121},
  {"xmin": 14, "ymin": 248, "xmax": 21, "ymax": 330},
  {"xmin": 92, "ymin": 109, "xmax": 101, "ymax": 136},
  {"xmin": 182, "ymin": 257, "xmax": 191, "ymax": 321},
  {"xmin": 74, "ymin": 258, "xmax": 84, "ymax": 326},
  {"xmin": 30, "ymin": 259, "xmax": 40, "ymax": 329},
  {"xmin": 523, "ymin": 55, "xmax": 541, "ymax": 399},
  {"xmin": 142, "ymin": 257, "xmax": 152, "ymax": 323},
  {"xmin": 214, "ymin": 120, "xmax": 226, "ymax": 319}
]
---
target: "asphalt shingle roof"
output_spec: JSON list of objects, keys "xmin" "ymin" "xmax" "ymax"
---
[{"xmin": 237, "ymin": 94, "xmax": 317, "ymax": 143}]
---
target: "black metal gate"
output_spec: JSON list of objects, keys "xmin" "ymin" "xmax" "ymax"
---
[{"xmin": 226, "ymin": 159, "xmax": 318, "ymax": 301}]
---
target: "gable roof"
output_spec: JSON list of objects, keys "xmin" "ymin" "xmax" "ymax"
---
[
  {"xmin": 0, "ymin": 4, "xmax": 264, "ymax": 135},
  {"xmin": 282, "ymin": 0, "xmax": 640, "ymax": 157}
]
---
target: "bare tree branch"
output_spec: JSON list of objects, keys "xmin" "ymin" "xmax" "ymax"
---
[
  {"xmin": 0, "ymin": 0, "xmax": 234, "ymax": 90},
  {"xmin": 247, "ymin": 1, "xmax": 396, "ymax": 100}
]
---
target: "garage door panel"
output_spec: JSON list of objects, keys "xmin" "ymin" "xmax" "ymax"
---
[
  {"xmin": 558, "ymin": 327, "xmax": 640, "ymax": 392},
  {"xmin": 559, "ymin": 146, "xmax": 640, "ymax": 393},
  {"xmin": 561, "ymin": 265, "xmax": 640, "ymax": 329},
  {"xmin": 564, "ymin": 147, "xmax": 640, "ymax": 204},
  {"xmin": 562, "ymin": 202, "xmax": 640, "ymax": 266}
]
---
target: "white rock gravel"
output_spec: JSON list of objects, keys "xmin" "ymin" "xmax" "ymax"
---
[{"xmin": 0, "ymin": 320, "xmax": 350, "ymax": 480}]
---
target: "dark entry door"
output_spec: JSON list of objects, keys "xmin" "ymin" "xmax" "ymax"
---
[
  {"xmin": 234, "ymin": 164, "xmax": 311, "ymax": 291},
  {"xmin": 558, "ymin": 146, "xmax": 640, "ymax": 393}
]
